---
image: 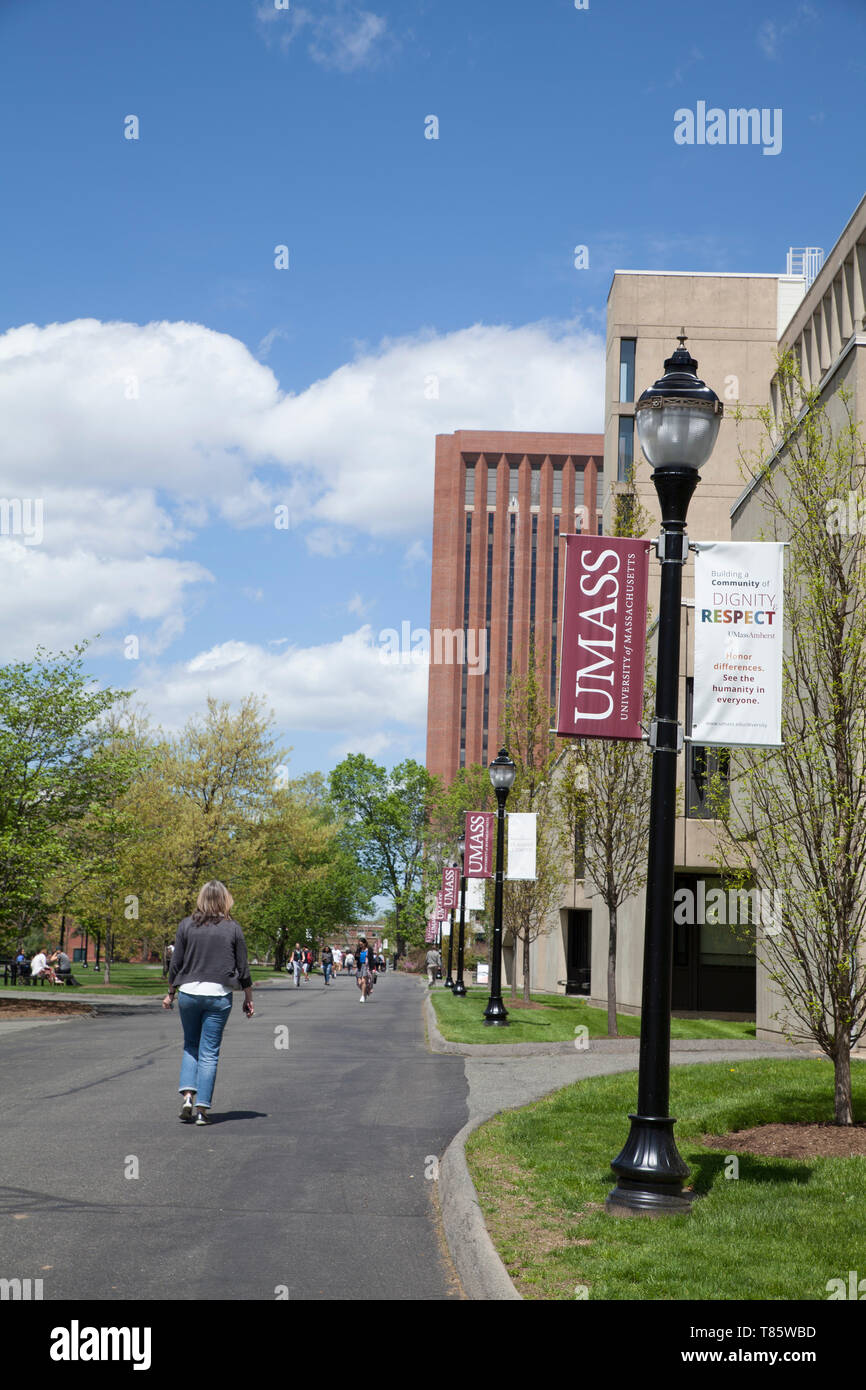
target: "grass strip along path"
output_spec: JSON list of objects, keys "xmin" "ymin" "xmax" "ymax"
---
[
  {"xmin": 465, "ymin": 1057, "xmax": 866, "ymax": 1300},
  {"xmin": 431, "ymin": 986, "xmax": 755, "ymax": 1044},
  {"xmin": 6, "ymin": 962, "xmax": 285, "ymax": 998}
]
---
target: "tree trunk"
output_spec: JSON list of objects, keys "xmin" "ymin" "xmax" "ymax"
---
[
  {"xmin": 522, "ymin": 931, "xmax": 531, "ymax": 1004},
  {"xmin": 510, "ymin": 940, "xmax": 518, "ymax": 999},
  {"xmin": 834, "ymin": 1034, "xmax": 853, "ymax": 1125},
  {"xmin": 103, "ymin": 920, "xmax": 111, "ymax": 985},
  {"xmin": 273, "ymin": 929, "xmax": 287, "ymax": 972},
  {"xmin": 607, "ymin": 903, "xmax": 617, "ymax": 1037}
]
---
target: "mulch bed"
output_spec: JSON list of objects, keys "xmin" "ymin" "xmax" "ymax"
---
[
  {"xmin": 0, "ymin": 1000, "xmax": 95, "ymax": 1019},
  {"xmin": 703, "ymin": 1123, "xmax": 866, "ymax": 1158}
]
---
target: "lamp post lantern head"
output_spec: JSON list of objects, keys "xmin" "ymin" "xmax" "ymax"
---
[
  {"xmin": 635, "ymin": 330, "xmax": 723, "ymax": 471},
  {"xmin": 488, "ymin": 748, "xmax": 516, "ymax": 792}
]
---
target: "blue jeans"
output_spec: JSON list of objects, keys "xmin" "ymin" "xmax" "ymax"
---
[
  {"xmin": 178, "ymin": 992, "xmax": 232, "ymax": 1108},
  {"xmin": 323, "ymin": 962, "xmax": 332, "ymax": 984}
]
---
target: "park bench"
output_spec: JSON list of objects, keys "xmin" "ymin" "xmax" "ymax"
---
[{"xmin": 0, "ymin": 959, "xmax": 47, "ymax": 986}]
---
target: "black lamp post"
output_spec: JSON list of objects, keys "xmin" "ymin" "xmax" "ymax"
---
[
  {"xmin": 452, "ymin": 834, "xmax": 468, "ymax": 997},
  {"xmin": 444, "ymin": 876, "xmax": 456, "ymax": 989},
  {"xmin": 484, "ymin": 748, "xmax": 516, "ymax": 1026},
  {"xmin": 606, "ymin": 333, "xmax": 722, "ymax": 1217}
]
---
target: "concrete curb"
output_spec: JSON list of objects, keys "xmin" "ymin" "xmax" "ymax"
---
[
  {"xmin": 438, "ymin": 1116, "xmax": 523, "ymax": 1301},
  {"xmin": 426, "ymin": 994, "xmax": 808, "ymax": 1301}
]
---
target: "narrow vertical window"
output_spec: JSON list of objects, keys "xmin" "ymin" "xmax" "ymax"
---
[
  {"xmin": 459, "ymin": 514, "xmax": 472, "ymax": 767},
  {"xmin": 482, "ymin": 512, "xmax": 494, "ymax": 765},
  {"xmin": 529, "ymin": 514, "xmax": 538, "ymax": 635},
  {"xmin": 487, "ymin": 462, "xmax": 497, "ymax": 507},
  {"xmin": 551, "ymin": 515, "xmax": 560, "ymax": 702},
  {"xmin": 617, "ymin": 416, "xmax": 634, "ymax": 482},
  {"xmin": 552, "ymin": 461, "xmax": 563, "ymax": 509},
  {"xmin": 619, "ymin": 339, "xmax": 636, "ymax": 403},
  {"xmin": 464, "ymin": 461, "xmax": 475, "ymax": 506},
  {"xmin": 507, "ymin": 512, "xmax": 516, "ymax": 676},
  {"xmin": 530, "ymin": 462, "xmax": 541, "ymax": 506}
]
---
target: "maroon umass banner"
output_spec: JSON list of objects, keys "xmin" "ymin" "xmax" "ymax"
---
[
  {"xmin": 441, "ymin": 865, "xmax": 460, "ymax": 908},
  {"xmin": 464, "ymin": 811, "xmax": 493, "ymax": 878},
  {"xmin": 556, "ymin": 535, "xmax": 651, "ymax": 740}
]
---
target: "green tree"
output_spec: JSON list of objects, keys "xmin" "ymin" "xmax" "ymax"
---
[
  {"xmin": 241, "ymin": 775, "xmax": 375, "ymax": 968},
  {"xmin": 328, "ymin": 755, "xmax": 437, "ymax": 955},
  {"xmin": 0, "ymin": 643, "xmax": 134, "ymax": 952},
  {"xmin": 710, "ymin": 356, "xmax": 866, "ymax": 1124}
]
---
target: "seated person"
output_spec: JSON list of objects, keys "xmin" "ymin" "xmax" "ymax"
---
[
  {"xmin": 51, "ymin": 950, "xmax": 80, "ymax": 986},
  {"xmin": 30, "ymin": 948, "xmax": 58, "ymax": 983}
]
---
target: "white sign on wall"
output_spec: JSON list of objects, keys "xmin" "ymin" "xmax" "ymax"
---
[
  {"xmin": 506, "ymin": 812, "xmax": 537, "ymax": 880},
  {"xmin": 692, "ymin": 542, "xmax": 784, "ymax": 748}
]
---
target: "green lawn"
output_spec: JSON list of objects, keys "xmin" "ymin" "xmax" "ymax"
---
[
  {"xmin": 430, "ymin": 986, "xmax": 755, "ymax": 1043},
  {"xmin": 465, "ymin": 1057, "xmax": 866, "ymax": 1300},
  {"xmin": 4, "ymin": 962, "xmax": 285, "ymax": 998}
]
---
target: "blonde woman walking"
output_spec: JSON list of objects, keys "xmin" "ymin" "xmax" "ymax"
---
[{"xmin": 162, "ymin": 881, "xmax": 254, "ymax": 1125}]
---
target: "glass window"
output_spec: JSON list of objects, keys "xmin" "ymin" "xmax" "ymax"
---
[
  {"xmin": 619, "ymin": 339, "xmax": 636, "ymax": 403},
  {"xmin": 685, "ymin": 678, "xmax": 730, "ymax": 818},
  {"xmin": 509, "ymin": 464, "xmax": 520, "ymax": 502},
  {"xmin": 487, "ymin": 463, "xmax": 497, "ymax": 507},
  {"xmin": 530, "ymin": 463, "xmax": 541, "ymax": 506},
  {"xmin": 617, "ymin": 416, "xmax": 634, "ymax": 482},
  {"xmin": 552, "ymin": 462, "xmax": 563, "ymax": 509},
  {"xmin": 464, "ymin": 463, "xmax": 475, "ymax": 506}
]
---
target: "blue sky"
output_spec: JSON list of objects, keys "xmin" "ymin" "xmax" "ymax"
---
[{"xmin": 0, "ymin": 0, "xmax": 863, "ymax": 775}]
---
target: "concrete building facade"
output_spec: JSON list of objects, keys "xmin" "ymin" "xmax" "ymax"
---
[{"xmin": 530, "ymin": 193, "xmax": 866, "ymax": 1045}]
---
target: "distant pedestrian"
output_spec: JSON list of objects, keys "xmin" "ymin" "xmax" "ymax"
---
[
  {"xmin": 356, "ymin": 936, "xmax": 375, "ymax": 1003},
  {"xmin": 303, "ymin": 947, "xmax": 314, "ymax": 980},
  {"xmin": 344, "ymin": 951, "xmax": 355, "ymax": 977},
  {"xmin": 162, "ymin": 880, "xmax": 254, "ymax": 1125},
  {"xmin": 425, "ymin": 946, "xmax": 442, "ymax": 987},
  {"xmin": 290, "ymin": 943, "xmax": 303, "ymax": 988},
  {"xmin": 333, "ymin": 947, "xmax": 343, "ymax": 974},
  {"xmin": 321, "ymin": 944, "xmax": 334, "ymax": 986}
]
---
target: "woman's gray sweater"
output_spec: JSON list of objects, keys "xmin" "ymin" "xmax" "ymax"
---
[{"xmin": 168, "ymin": 917, "xmax": 252, "ymax": 991}]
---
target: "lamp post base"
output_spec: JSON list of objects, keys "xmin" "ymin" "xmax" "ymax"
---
[
  {"xmin": 483, "ymin": 996, "xmax": 509, "ymax": 1026},
  {"xmin": 452, "ymin": 981, "xmax": 467, "ymax": 997},
  {"xmin": 606, "ymin": 1114, "xmax": 692, "ymax": 1217},
  {"xmin": 445, "ymin": 975, "xmax": 454, "ymax": 988}
]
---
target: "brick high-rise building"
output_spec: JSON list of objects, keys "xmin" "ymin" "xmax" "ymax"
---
[{"xmin": 426, "ymin": 430, "xmax": 604, "ymax": 783}]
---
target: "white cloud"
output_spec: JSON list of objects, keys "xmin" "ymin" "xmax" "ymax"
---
[
  {"xmin": 257, "ymin": 326, "xmax": 288, "ymax": 360},
  {"xmin": 757, "ymin": 4, "xmax": 816, "ymax": 60},
  {"xmin": 133, "ymin": 625, "xmax": 428, "ymax": 736},
  {"xmin": 0, "ymin": 313, "xmax": 602, "ymax": 656},
  {"xmin": 256, "ymin": 2, "xmax": 390, "ymax": 72},
  {"xmin": 347, "ymin": 593, "xmax": 371, "ymax": 616},
  {"xmin": 1, "ymin": 316, "xmax": 602, "ymax": 543},
  {"xmin": 0, "ymin": 540, "xmax": 211, "ymax": 661}
]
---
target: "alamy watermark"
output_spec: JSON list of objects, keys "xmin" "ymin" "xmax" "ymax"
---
[
  {"xmin": 378, "ymin": 623, "xmax": 487, "ymax": 674},
  {"xmin": 674, "ymin": 881, "xmax": 784, "ymax": 935},
  {"xmin": 674, "ymin": 103, "xmax": 782, "ymax": 157},
  {"xmin": 0, "ymin": 498, "xmax": 43, "ymax": 545},
  {"xmin": 826, "ymin": 493, "xmax": 866, "ymax": 535}
]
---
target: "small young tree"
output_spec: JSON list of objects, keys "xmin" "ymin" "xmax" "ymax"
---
[
  {"xmin": 553, "ymin": 468, "xmax": 654, "ymax": 1035},
  {"xmin": 501, "ymin": 636, "xmax": 565, "ymax": 1001},
  {"xmin": 711, "ymin": 356, "xmax": 866, "ymax": 1123}
]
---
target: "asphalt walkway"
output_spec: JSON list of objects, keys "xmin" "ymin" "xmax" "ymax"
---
[{"xmin": 0, "ymin": 972, "xmax": 466, "ymax": 1301}]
